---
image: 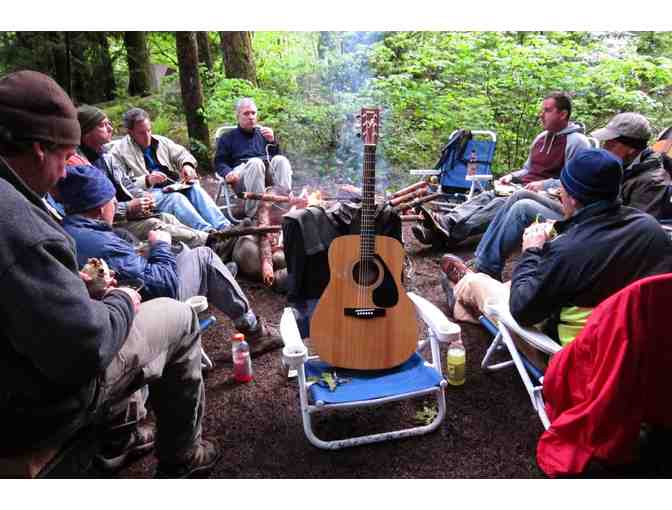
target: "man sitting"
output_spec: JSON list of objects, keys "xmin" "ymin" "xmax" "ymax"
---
[
  {"xmin": 467, "ymin": 112, "xmax": 672, "ymax": 280},
  {"xmin": 441, "ymin": 148, "xmax": 672, "ymax": 346},
  {"xmin": 109, "ymin": 107, "xmax": 231, "ymax": 232},
  {"xmin": 58, "ymin": 164, "xmax": 281, "ymax": 350},
  {"xmin": 0, "ymin": 70, "xmax": 217, "ymax": 478},
  {"xmin": 214, "ymin": 97, "xmax": 293, "ymax": 219},
  {"xmin": 413, "ymin": 91, "xmax": 590, "ymax": 247},
  {"xmin": 69, "ymin": 105, "xmax": 211, "ymax": 247}
]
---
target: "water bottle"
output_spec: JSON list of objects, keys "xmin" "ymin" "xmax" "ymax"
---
[
  {"xmin": 446, "ymin": 340, "xmax": 466, "ymax": 386},
  {"xmin": 232, "ymin": 333, "xmax": 253, "ymax": 383}
]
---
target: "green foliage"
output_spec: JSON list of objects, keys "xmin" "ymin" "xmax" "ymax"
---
[
  {"xmin": 414, "ymin": 403, "xmax": 438, "ymax": 425},
  {"xmin": 19, "ymin": 31, "xmax": 671, "ymax": 184}
]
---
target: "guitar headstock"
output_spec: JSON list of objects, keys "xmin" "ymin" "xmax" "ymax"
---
[{"xmin": 357, "ymin": 107, "xmax": 380, "ymax": 146}]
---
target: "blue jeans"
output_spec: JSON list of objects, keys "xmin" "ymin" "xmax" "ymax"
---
[
  {"xmin": 474, "ymin": 190, "xmax": 563, "ymax": 279},
  {"xmin": 151, "ymin": 183, "xmax": 231, "ymax": 232}
]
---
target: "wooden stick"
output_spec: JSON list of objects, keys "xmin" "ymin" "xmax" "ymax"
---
[
  {"xmin": 393, "ymin": 192, "xmax": 443, "ymax": 213},
  {"xmin": 238, "ymin": 191, "xmax": 291, "ymax": 203},
  {"xmin": 209, "ymin": 225, "xmax": 281, "ymax": 239},
  {"xmin": 391, "ymin": 180, "xmax": 428, "ymax": 198},
  {"xmin": 400, "ymin": 214, "xmax": 423, "ymax": 222},
  {"xmin": 256, "ymin": 201, "xmax": 275, "ymax": 287},
  {"xmin": 387, "ymin": 187, "xmax": 429, "ymax": 207}
]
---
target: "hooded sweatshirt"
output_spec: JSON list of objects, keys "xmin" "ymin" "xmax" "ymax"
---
[{"xmin": 513, "ymin": 122, "xmax": 590, "ymax": 185}]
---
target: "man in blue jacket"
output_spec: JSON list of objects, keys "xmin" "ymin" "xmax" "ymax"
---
[
  {"xmin": 0, "ymin": 70, "xmax": 216, "ymax": 478},
  {"xmin": 58, "ymin": 165, "xmax": 281, "ymax": 348},
  {"xmin": 214, "ymin": 97, "xmax": 293, "ymax": 218}
]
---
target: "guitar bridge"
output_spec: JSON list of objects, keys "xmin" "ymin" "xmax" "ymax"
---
[{"xmin": 344, "ymin": 308, "xmax": 386, "ymax": 319}]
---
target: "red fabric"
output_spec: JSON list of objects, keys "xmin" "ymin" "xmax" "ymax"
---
[{"xmin": 537, "ymin": 273, "xmax": 672, "ymax": 477}]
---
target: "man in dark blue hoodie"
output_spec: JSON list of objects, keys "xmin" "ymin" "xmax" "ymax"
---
[{"xmin": 214, "ymin": 97, "xmax": 293, "ymax": 218}]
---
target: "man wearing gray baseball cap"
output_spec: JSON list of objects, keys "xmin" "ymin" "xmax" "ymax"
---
[{"xmin": 591, "ymin": 112, "xmax": 671, "ymax": 218}]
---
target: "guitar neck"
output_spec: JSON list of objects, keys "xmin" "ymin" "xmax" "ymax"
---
[{"xmin": 361, "ymin": 144, "xmax": 377, "ymax": 261}]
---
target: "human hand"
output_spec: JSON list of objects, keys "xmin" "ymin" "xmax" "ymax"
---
[
  {"xmin": 524, "ymin": 180, "xmax": 545, "ymax": 192},
  {"xmin": 522, "ymin": 222, "xmax": 550, "ymax": 251},
  {"xmin": 225, "ymin": 170, "xmax": 241, "ymax": 185},
  {"xmin": 113, "ymin": 287, "xmax": 142, "ymax": 313},
  {"xmin": 259, "ymin": 126, "xmax": 274, "ymax": 142},
  {"xmin": 127, "ymin": 196, "xmax": 154, "ymax": 219},
  {"xmin": 496, "ymin": 173, "xmax": 513, "ymax": 185},
  {"xmin": 148, "ymin": 171, "xmax": 168, "ymax": 186},
  {"xmin": 79, "ymin": 270, "xmax": 117, "ymax": 300},
  {"xmin": 148, "ymin": 229, "xmax": 172, "ymax": 245},
  {"xmin": 181, "ymin": 165, "xmax": 198, "ymax": 183}
]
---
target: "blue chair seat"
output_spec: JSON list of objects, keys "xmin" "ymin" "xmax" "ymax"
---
[{"xmin": 306, "ymin": 353, "xmax": 443, "ymax": 405}]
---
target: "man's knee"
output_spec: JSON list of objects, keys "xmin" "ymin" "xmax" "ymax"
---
[
  {"xmin": 246, "ymin": 158, "xmax": 266, "ymax": 176},
  {"xmin": 512, "ymin": 199, "xmax": 544, "ymax": 223}
]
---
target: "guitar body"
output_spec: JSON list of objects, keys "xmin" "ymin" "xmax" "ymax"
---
[{"xmin": 310, "ymin": 234, "xmax": 418, "ymax": 370}]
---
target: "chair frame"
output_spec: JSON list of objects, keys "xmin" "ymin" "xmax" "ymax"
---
[
  {"xmin": 280, "ymin": 292, "xmax": 461, "ymax": 450},
  {"xmin": 480, "ymin": 301, "xmax": 561, "ymax": 429}
]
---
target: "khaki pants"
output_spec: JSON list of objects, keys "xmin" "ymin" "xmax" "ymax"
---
[
  {"xmin": 95, "ymin": 298, "xmax": 205, "ymax": 464},
  {"xmin": 453, "ymin": 272, "xmax": 511, "ymax": 323}
]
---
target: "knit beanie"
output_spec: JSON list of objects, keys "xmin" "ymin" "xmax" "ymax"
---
[
  {"xmin": 0, "ymin": 70, "xmax": 80, "ymax": 145},
  {"xmin": 58, "ymin": 165, "xmax": 116, "ymax": 214},
  {"xmin": 77, "ymin": 105, "xmax": 106, "ymax": 135},
  {"xmin": 560, "ymin": 148, "xmax": 623, "ymax": 205}
]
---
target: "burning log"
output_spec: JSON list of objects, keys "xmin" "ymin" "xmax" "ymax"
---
[
  {"xmin": 387, "ymin": 187, "xmax": 429, "ymax": 207},
  {"xmin": 393, "ymin": 192, "xmax": 443, "ymax": 213},
  {"xmin": 238, "ymin": 191, "xmax": 291, "ymax": 203},
  {"xmin": 391, "ymin": 180, "xmax": 428, "ymax": 198},
  {"xmin": 256, "ymin": 201, "xmax": 275, "ymax": 287}
]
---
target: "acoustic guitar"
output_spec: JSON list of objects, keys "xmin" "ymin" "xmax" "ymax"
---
[{"xmin": 310, "ymin": 107, "xmax": 418, "ymax": 370}]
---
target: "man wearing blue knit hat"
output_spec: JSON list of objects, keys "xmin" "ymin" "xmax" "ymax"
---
[{"xmin": 441, "ymin": 148, "xmax": 672, "ymax": 346}]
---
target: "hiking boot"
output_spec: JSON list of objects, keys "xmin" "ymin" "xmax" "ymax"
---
[
  {"xmin": 154, "ymin": 439, "xmax": 220, "ymax": 479},
  {"xmin": 411, "ymin": 224, "xmax": 435, "ymax": 245},
  {"xmin": 96, "ymin": 423, "xmax": 156, "ymax": 472},
  {"xmin": 417, "ymin": 206, "xmax": 453, "ymax": 247},
  {"xmin": 241, "ymin": 318, "xmax": 283, "ymax": 357},
  {"xmin": 440, "ymin": 253, "xmax": 471, "ymax": 285}
]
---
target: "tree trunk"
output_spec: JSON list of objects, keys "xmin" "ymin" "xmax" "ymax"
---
[
  {"xmin": 95, "ymin": 32, "xmax": 117, "ymax": 101},
  {"xmin": 124, "ymin": 31, "xmax": 152, "ymax": 97},
  {"xmin": 69, "ymin": 32, "xmax": 91, "ymax": 105},
  {"xmin": 196, "ymin": 31, "xmax": 213, "ymax": 72},
  {"xmin": 218, "ymin": 31, "xmax": 257, "ymax": 86},
  {"xmin": 175, "ymin": 31, "xmax": 211, "ymax": 171}
]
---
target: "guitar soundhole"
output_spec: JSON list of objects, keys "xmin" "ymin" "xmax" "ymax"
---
[{"xmin": 352, "ymin": 261, "xmax": 379, "ymax": 287}]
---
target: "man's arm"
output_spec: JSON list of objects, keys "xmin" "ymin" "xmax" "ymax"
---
[
  {"xmin": 508, "ymin": 241, "xmax": 573, "ymax": 326},
  {"xmin": 161, "ymin": 136, "xmax": 197, "ymax": 174},
  {"xmin": 0, "ymin": 239, "xmax": 135, "ymax": 386}
]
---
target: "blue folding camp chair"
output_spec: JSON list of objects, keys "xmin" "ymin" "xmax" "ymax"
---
[
  {"xmin": 280, "ymin": 292, "xmax": 461, "ymax": 449},
  {"xmin": 479, "ymin": 301, "xmax": 561, "ymax": 429},
  {"xmin": 410, "ymin": 129, "xmax": 497, "ymax": 212}
]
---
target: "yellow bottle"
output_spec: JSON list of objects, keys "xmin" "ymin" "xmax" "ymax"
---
[{"xmin": 446, "ymin": 340, "xmax": 466, "ymax": 386}]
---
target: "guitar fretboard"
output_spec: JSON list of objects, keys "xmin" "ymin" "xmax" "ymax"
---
[{"xmin": 360, "ymin": 144, "xmax": 377, "ymax": 262}]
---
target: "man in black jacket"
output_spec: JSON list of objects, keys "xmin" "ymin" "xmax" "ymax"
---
[
  {"xmin": 441, "ymin": 148, "xmax": 672, "ymax": 346},
  {"xmin": 0, "ymin": 70, "xmax": 218, "ymax": 478}
]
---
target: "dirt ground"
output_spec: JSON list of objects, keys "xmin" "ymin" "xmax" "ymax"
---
[{"xmin": 117, "ymin": 179, "xmax": 671, "ymax": 479}]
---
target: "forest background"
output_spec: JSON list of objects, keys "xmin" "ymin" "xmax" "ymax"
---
[{"xmin": 2, "ymin": 31, "xmax": 672, "ymax": 190}]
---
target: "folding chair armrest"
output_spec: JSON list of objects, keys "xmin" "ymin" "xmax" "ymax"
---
[
  {"xmin": 484, "ymin": 301, "xmax": 561, "ymax": 355},
  {"xmin": 407, "ymin": 292, "xmax": 461, "ymax": 343},
  {"xmin": 280, "ymin": 307, "xmax": 308, "ymax": 368}
]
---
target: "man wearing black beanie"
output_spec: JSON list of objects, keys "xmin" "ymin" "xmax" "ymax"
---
[
  {"xmin": 0, "ymin": 70, "xmax": 219, "ymax": 478},
  {"xmin": 441, "ymin": 148, "xmax": 672, "ymax": 346}
]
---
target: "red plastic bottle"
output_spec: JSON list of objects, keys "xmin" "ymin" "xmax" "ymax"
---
[{"xmin": 231, "ymin": 333, "xmax": 253, "ymax": 383}]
